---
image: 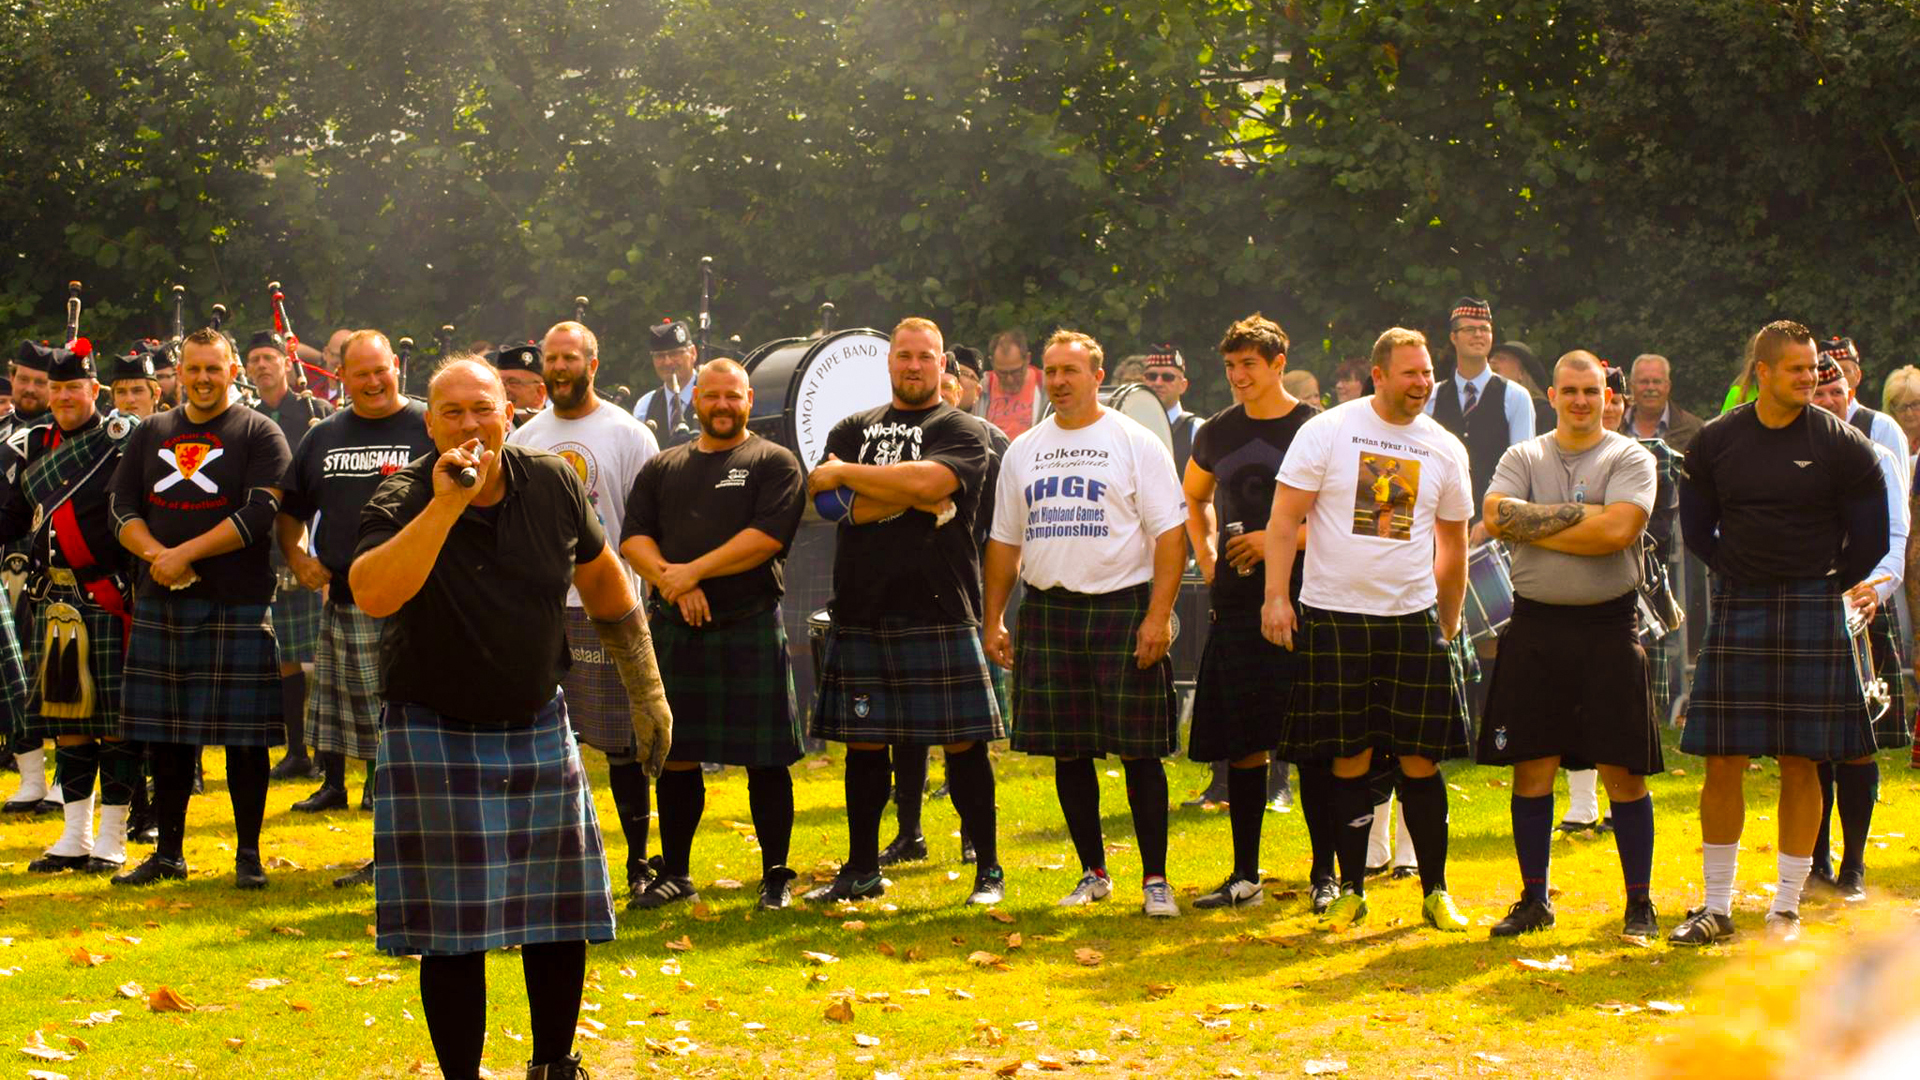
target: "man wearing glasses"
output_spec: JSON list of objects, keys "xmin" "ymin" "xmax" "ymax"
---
[
  {"xmin": 1425, "ymin": 298, "xmax": 1536, "ymax": 531},
  {"xmin": 1621, "ymin": 354, "xmax": 1704, "ymax": 453},
  {"xmin": 1143, "ymin": 349, "xmax": 1204, "ymax": 477}
]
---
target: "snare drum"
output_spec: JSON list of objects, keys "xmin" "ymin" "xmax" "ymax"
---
[
  {"xmin": 1463, "ymin": 541, "xmax": 1515, "ymax": 643},
  {"xmin": 807, "ymin": 606, "xmax": 833, "ymax": 689},
  {"xmin": 741, "ymin": 329, "xmax": 893, "ymax": 473}
]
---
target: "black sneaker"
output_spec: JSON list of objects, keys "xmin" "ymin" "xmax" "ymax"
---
[
  {"xmin": 1667, "ymin": 906, "xmax": 1734, "ymax": 946},
  {"xmin": 1489, "ymin": 896, "xmax": 1556, "ymax": 938},
  {"xmin": 290, "ymin": 784, "xmax": 349, "ymax": 813},
  {"xmin": 1193, "ymin": 873, "xmax": 1265, "ymax": 910},
  {"xmin": 111, "ymin": 853, "xmax": 188, "ymax": 886},
  {"xmin": 268, "ymin": 751, "xmax": 319, "ymax": 782},
  {"xmin": 1804, "ymin": 864, "xmax": 1842, "ymax": 897},
  {"xmin": 758, "ymin": 867, "xmax": 797, "ymax": 910},
  {"xmin": 1835, "ymin": 867, "xmax": 1867, "ymax": 903},
  {"xmin": 1555, "ymin": 819, "xmax": 1601, "ymax": 836},
  {"xmin": 524, "ymin": 1051, "xmax": 586, "ymax": 1080},
  {"xmin": 876, "ymin": 833, "xmax": 927, "ymax": 867},
  {"xmin": 802, "ymin": 867, "xmax": 885, "ymax": 903},
  {"xmin": 360, "ymin": 774, "xmax": 374, "ymax": 812},
  {"xmin": 1623, "ymin": 897, "xmax": 1659, "ymax": 938},
  {"xmin": 929, "ymin": 781, "xmax": 950, "ymax": 800},
  {"xmin": 234, "ymin": 849, "xmax": 268, "ymax": 890},
  {"xmin": 1595, "ymin": 815, "xmax": 1615, "ymax": 835},
  {"xmin": 1181, "ymin": 766, "xmax": 1231, "ymax": 808},
  {"xmin": 82, "ymin": 855, "xmax": 126, "ymax": 874},
  {"xmin": 27, "ymin": 852, "xmax": 91, "ymax": 874},
  {"xmin": 1364, "ymin": 863, "xmax": 1390, "ymax": 879},
  {"xmin": 334, "ymin": 861, "xmax": 375, "ymax": 888},
  {"xmin": 966, "ymin": 865, "xmax": 1005, "ymax": 906},
  {"xmin": 1389, "ymin": 865, "xmax": 1419, "ymax": 881},
  {"xmin": 1309, "ymin": 878, "xmax": 1341, "ymax": 914},
  {"xmin": 627, "ymin": 857, "xmax": 656, "ymax": 903},
  {"xmin": 127, "ymin": 808, "xmax": 158, "ymax": 845},
  {"xmin": 630, "ymin": 874, "xmax": 699, "ymax": 911}
]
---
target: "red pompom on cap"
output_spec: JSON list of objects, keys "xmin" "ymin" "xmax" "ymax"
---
[{"xmin": 67, "ymin": 337, "xmax": 92, "ymax": 359}]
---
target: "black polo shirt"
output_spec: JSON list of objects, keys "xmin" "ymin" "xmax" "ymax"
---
[{"xmin": 356, "ymin": 444, "xmax": 606, "ymax": 727}]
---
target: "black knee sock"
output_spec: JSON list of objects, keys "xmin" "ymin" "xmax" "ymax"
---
[
  {"xmin": 149, "ymin": 743, "xmax": 194, "ymax": 861},
  {"xmin": 1511, "ymin": 793, "xmax": 1553, "ymax": 903},
  {"xmin": 1332, "ymin": 772, "xmax": 1375, "ymax": 895},
  {"xmin": 97, "ymin": 740, "xmax": 142, "ymax": 807},
  {"xmin": 892, "ymin": 746, "xmax": 928, "ymax": 839},
  {"xmin": 1611, "ymin": 793, "xmax": 1655, "ymax": 901},
  {"xmin": 1053, "ymin": 757, "xmax": 1106, "ymax": 875},
  {"xmin": 280, "ymin": 671, "xmax": 308, "ymax": 756},
  {"xmin": 1398, "ymin": 771, "xmax": 1450, "ymax": 896},
  {"xmin": 1121, "ymin": 757, "xmax": 1169, "ymax": 880},
  {"xmin": 1227, "ymin": 764, "xmax": 1267, "ymax": 879},
  {"xmin": 1813, "ymin": 761, "xmax": 1836, "ymax": 876},
  {"xmin": 604, "ymin": 761, "xmax": 653, "ymax": 882},
  {"xmin": 522, "ymin": 939, "xmax": 586, "ymax": 1067},
  {"xmin": 129, "ymin": 744, "xmax": 150, "ymax": 817},
  {"xmin": 944, "ymin": 743, "xmax": 998, "ymax": 871},
  {"xmin": 225, "ymin": 746, "xmax": 270, "ymax": 854},
  {"xmin": 321, "ymin": 750, "xmax": 345, "ymax": 790},
  {"xmin": 7, "ymin": 732, "xmax": 34, "ymax": 755},
  {"xmin": 1296, "ymin": 759, "xmax": 1338, "ymax": 884},
  {"xmin": 746, "ymin": 767, "xmax": 794, "ymax": 872},
  {"xmin": 655, "ymin": 768, "xmax": 706, "ymax": 878},
  {"xmin": 1836, "ymin": 760, "xmax": 1880, "ymax": 876},
  {"xmin": 420, "ymin": 951, "xmax": 487, "ymax": 1080},
  {"xmin": 843, "ymin": 747, "xmax": 892, "ymax": 875},
  {"xmin": 55, "ymin": 741, "xmax": 101, "ymax": 803}
]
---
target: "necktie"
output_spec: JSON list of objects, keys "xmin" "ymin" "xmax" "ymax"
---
[
  {"xmin": 1462, "ymin": 381, "xmax": 1479, "ymax": 415},
  {"xmin": 667, "ymin": 390, "xmax": 682, "ymax": 431}
]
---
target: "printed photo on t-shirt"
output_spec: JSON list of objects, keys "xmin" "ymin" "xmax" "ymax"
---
[{"xmin": 1352, "ymin": 451, "xmax": 1420, "ymax": 540}]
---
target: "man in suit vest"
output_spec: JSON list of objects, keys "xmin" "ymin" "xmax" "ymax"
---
[
  {"xmin": 631, "ymin": 319, "xmax": 699, "ymax": 450},
  {"xmin": 1426, "ymin": 297, "xmax": 1536, "ymax": 542},
  {"xmin": 1144, "ymin": 348, "xmax": 1204, "ymax": 479}
]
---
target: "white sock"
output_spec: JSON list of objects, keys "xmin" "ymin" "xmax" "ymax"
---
[
  {"xmin": 1393, "ymin": 808, "xmax": 1418, "ymax": 869},
  {"xmin": 93, "ymin": 804, "xmax": 129, "ymax": 865},
  {"xmin": 1772, "ymin": 854, "xmax": 1813, "ymax": 916},
  {"xmin": 46, "ymin": 794, "xmax": 96, "ymax": 857},
  {"xmin": 1367, "ymin": 794, "xmax": 1393, "ymax": 866},
  {"xmin": 6, "ymin": 747, "xmax": 48, "ymax": 803},
  {"xmin": 1702, "ymin": 841, "xmax": 1739, "ymax": 916},
  {"xmin": 1564, "ymin": 769, "xmax": 1601, "ymax": 824}
]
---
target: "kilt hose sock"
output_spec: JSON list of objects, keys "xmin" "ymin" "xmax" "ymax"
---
[
  {"xmin": 1398, "ymin": 771, "xmax": 1450, "ymax": 896},
  {"xmin": 1332, "ymin": 773, "xmax": 1376, "ymax": 895},
  {"xmin": 280, "ymin": 671, "xmax": 308, "ymax": 758},
  {"xmin": 226, "ymin": 746, "xmax": 270, "ymax": 854},
  {"xmin": 322, "ymin": 751, "xmax": 346, "ymax": 790},
  {"xmin": 604, "ymin": 761, "xmax": 652, "ymax": 884},
  {"xmin": 149, "ymin": 744, "xmax": 195, "ymax": 861},
  {"xmin": 521, "ymin": 940, "xmax": 586, "ymax": 1068},
  {"xmin": 1122, "ymin": 758, "xmax": 1169, "ymax": 880},
  {"xmin": 56, "ymin": 741, "xmax": 101, "ymax": 803},
  {"xmin": 1836, "ymin": 760, "xmax": 1879, "ymax": 877},
  {"xmin": 1053, "ymin": 757, "xmax": 1106, "ymax": 874},
  {"xmin": 891, "ymin": 746, "xmax": 929, "ymax": 839},
  {"xmin": 746, "ymin": 767, "xmax": 794, "ymax": 872},
  {"xmin": 844, "ymin": 747, "xmax": 892, "ymax": 875},
  {"xmin": 1814, "ymin": 761, "xmax": 1836, "ymax": 877},
  {"xmin": 97, "ymin": 739, "xmax": 142, "ymax": 807},
  {"xmin": 1295, "ymin": 760, "xmax": 1337, "ymax": 885},
  {"xmin": 1611, "ymin": 794, "xmax": 1655, "ymax": 901},
  {"xmin": 656, "ymin": 768, "xmax": 705, "ymax": 878},
  {"xmin": 945, "ymin": 742, "xmax": 997, "ymax": 871},
  {"xmin": 1227, "ymin": 764, "xmax": 1266, "ymax": 880},
  {"xmin": 420, "ymin": 951, "xmax": 486, "ymax": 1080},
  {"xmin": 1511, "ymin": 793, "xmax": 1553, "ymax": 903}
]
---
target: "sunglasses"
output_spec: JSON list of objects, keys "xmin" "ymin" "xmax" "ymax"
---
[{"xmin": 1144, "ymin": 371, "xmax": 1182, "ymax": 382}]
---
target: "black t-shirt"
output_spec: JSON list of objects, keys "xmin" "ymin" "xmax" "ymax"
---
[
  {"xmin": 1190, "ymin": 401, "xmax": 1317, "ymax": 614},
  {"xmin": 357, "ymin": 444, "xmax": 606, "ymax": 727},
  {"xmin": 280, "ymin": 401, "xmax": 435, "ymax": 608},
  {"xmin": 823, "ymin": 402, "xmax": 988, "ymax": 627},
  {"xmin": 622, "ymin": 434, "xmax": 806, "ymax": 626},
  {"xmin": 1682, "ymin": 403, "xmax": 1885, "ymax": 583},
  {"xmin": 966, "ymin": 413, "xmax": 1010, "ymax": 553},
  {"xmin": 107, "ymin": 404, "xmax": 292, "ymax": 604},
  {"xmin": 255, "ymin": 391, "xmax": 334, "ymax": 460}
]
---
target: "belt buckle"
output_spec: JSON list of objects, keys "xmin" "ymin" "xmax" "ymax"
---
[{"xmin": 48, "ymin": 567, "xmax": 76, "ymax": 588}]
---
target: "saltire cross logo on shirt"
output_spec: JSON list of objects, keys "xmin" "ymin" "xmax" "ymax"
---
[{"xmin": 156, "ymin": 442, "xmax": 223, "ymax": 493}]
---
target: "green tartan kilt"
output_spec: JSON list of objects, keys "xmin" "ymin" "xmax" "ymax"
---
[
  {"xmin": 0, "ymin": 583, "xmax": 30, "ymax": 739},
  {"xmin": 20, "ymin": 588, "xmax": 126, "ymax": 740},
  {"xmin": 652, "ymin": 605, "xmax": 803, "ymax": 768}
]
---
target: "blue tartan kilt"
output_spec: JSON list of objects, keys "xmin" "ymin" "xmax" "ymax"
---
[
  {"xmin": 1186, "ymin": 611, "xmax": 1297, "ymax": 762},
  {"xmin": 372, "ymin": 692, "xmax": 615, "ymax": 957},
  {"xmin": 268, "ymin": 576, "xmax": 323, "ymax": 665},
  {"xmin": 120, "ymin": 595, "xmax": 282, "ymax": 747},
  {"xmin": 1681, "ymin": 578, "xmax": 1876, "ymax": 761},
  {"xmin": 654, "ymin": 605, "xmax": 803, "ymax": 768},
  {"xmin": 810, "ymin": 620, "xmax": 1005, "ymax": 746}
]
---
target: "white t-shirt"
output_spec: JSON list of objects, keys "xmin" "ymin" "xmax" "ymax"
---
[
  {"xmin": 509, "ymin": 398, "xmax": 659, "ymax": 605},
  {"xmin": 1276, "ymin": 398, "xmax": 1473, "ymax": 616},
  {"xmin": 990, "ymin": 409, "xmax": 1186, "ymax": 593}
]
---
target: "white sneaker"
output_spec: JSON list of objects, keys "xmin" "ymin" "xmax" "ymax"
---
[
  {"xmin": 1056, "ymin": 871, "xmax": 1112, "ymax": 907},
  {"xmin": 1142, "ymin": 878, "xmax": 1180, "ymax": 918}
]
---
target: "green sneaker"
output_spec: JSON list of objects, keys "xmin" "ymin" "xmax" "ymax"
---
[
  {"xmin": 1319, "ymin": 891, "xmax": 1368, "ymax": 931},
  {"xmin": 1422, "ymin": 889, "xmax": 1469, "ymax": 932}
]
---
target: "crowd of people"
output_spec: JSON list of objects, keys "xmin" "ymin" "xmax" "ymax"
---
[{"xmin": 0, "ymin": 297, "xmax": 1909, "ymax": 1079}]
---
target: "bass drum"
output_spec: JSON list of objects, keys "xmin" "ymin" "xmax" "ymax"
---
[
  {"xmin": 741, "ymin": 329, "xmax": 893, "ymax": 472},
  {"xmin": 1042, "ymin": 382, "xmax": 1175, "ymax": 459}
]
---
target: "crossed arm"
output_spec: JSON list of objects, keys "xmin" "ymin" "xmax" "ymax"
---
[{"xmin": 1482, "ymin": 493, "xmax": 1646, "ymax": 555}]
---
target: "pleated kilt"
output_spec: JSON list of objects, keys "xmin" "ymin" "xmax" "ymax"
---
[
  {"xmin": 120, "ymin": 596, "xmax": 282, "ymax": 747},
  {"xmin": 268, "ymin": 573, "xmax": 322, "ymax": 665},
  {"xmin": 0, "ymin": 584, "xmax": 30, "ymax": 739},
  {"xmin": 372, "ymin": 693, "xmax": 615, "ymax": 957},
  {"xmin": 810, "ymin": 619, "xmax": 1005, "ymax": 746},
  {"xmin": 1681, "ymin": 578, "xmax": 1875, "ymax": 761},
  {"xmin": 307, "ymin": 600, "xmax": 385, "ymax": 761},
  {"xmin": 19, "ymin": 587, "xmax": 127, "ymax": 740},
  {"xmin": 1866, "ymin": 602, "xmax": 1909, "ymax": 750},
  {"xmin": 1186, "ymin": 610, "xmax": 1297, "ymax": 762},
  {"xmin": 653, "ymin": 605, "xmax": 802, "ymax": 768},
  {"xmin": 559, "ymin": 607, "xmax": 635, "ymax": 759},
  {"xmin": 1010, "ymin": 583, "xmax": 1177, "ymax": 760},
  {"xmin": 1475, "ymin": 593, "xmax": 1664, "ymax": 775},
  {"xmin": 1277, "ymin": 604, "xmax": 1471, "ymax": 763}
]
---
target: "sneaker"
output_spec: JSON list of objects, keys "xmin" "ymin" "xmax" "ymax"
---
[
  {"xmin": 1595, "ymin": 815, "xmax": 1615, "ymax": 835},
  {"xmin": 1804, "ymin": 865, "xmax": 1841, "ymax": 897},
  {"xmin": 631, "ymin": 874, "xmax": 699, "ymax": 910},
  {"xmin": 82, "ymin": 855, "xmax": 126, "ymax": 874},
  {"xmin": 111, "ymin": 853, "xmax": 188, "ymax": 886},
  {"xmin": 758, "ymin": 867, "xmax": 797, "ymax": 910},
  {"xmin": 334, "ymin": 861, "xmax": 375, "ymax": 888},
  {"xmin": 26, "ymin": 852, "xmax": 91, "ymax": 874},
  {"xmin": 930, "ymin": 781, "xmax": 950, "ymax": 800},
  {"xmin": 268, "ymin": 751, "xmax": 320, "ymax": 782},
  {"xmin": 1835, "ymin": 867, "xmax": 1868, "ymax": 903},
  {"xmin": 802, "ymin": 867, "xmax": 884, "ymax": 904},
  {"xmin": 1320, "ymin": 891, "xmax": 1368, "ymax": 930},
  {"xmin": 1, "ymin": 795, "xmax": 48, "ymax": 815},
  {"xmin": 1363, "ymin": 863, "xmax": 1390, "ymax": 879},
  {"xmin": 1309, "ymin": 878, "xmax": 1341, "ymax": 914},
  {"xmin": 1267, "ymin": 786, "xmax": 1294, "ymax": 814},
  {"xmin": 1623, "ymin": 897, "xmax": 1660, "ymax": 938},
  {"xmin": 626, "ymin": 857, "xmax": 655, "ymax": 903},
  {"xmin": 1193, "ymin": 873, "xmax": 1264, "ymax": 910},
  {"xmin": 1489, "ymin": 896, "xmax": 1556, "ymax": 938},
  {"xmin": 1181, "ymin": 767, "xmax": 1230, "ymax": 808},
  {"xmin": 876, "ymin": 833, "xmax": 928, "ymax": 867},
  {"xmin": 290, "ymin": 784, "xmax": 349, "ymax": 813},
  {"xmin": 1555, "ymin": 818, "xmax": 1601, "ymax": 836},
  {"xmin": 1142, "ymin": 878, "xmax": 1180, "ymax": 918},
  {"xmin": 967, "ymin": 865, "xmax": 1006, "ymax": 906},
  {"xmin": 360, "ymin": 774, "xmax": 374, "ymax": 812},
  {"xmin": 1056, "ymin": 871, "xmax": 1112, "ymax": 907},
  {"xmin": 234, "ymin": 849, "xmax": 268, "ymax": 890},
  {"xmin": 1389, "ymin": 865, "xmax": 1419, "ymax": 881},
  {"xmin": 127, "ymin": 808, "xmax": 158, "ymax": 845},
  {"xmin": 1764, "ymin": 908, "xmax": 1801, "ymax": 942},
  {"xmin": 524, "ymin": 1051, "xmax": 586, "ymax": 1080},
  {"xmin": 1667, "ymin": 906, "xmax": 1734, "ymax": 946},
  {"xmin": 1422, "ymin": 890, "xmax": 1469, "ymax": 932}
]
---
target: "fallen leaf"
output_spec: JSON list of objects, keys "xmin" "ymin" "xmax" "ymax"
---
[
  {"xmin": 975, "ymin": 1022, "xmax": 1007, "ymax": 1046},
  {"xmin": 743, "ymin": 1021, "xmax": 767, "ymax": 1032},
  {"xmin": 905, "ymin": 947, "xmax": 925, "ymax": 962},
  {"xmin": 825, "ymin": 999, "xmax": 855, "ymax": 1023},
  {"xmin": 1072, "ymin": 1049, "xmax": 1108, "ymax": 1064},
  {"xmin": 264, "ymin": 856, "xmax": 301, "ymax": 870},
  {"xmin": 68, "ymin": 948, "xmax": 108, "ymax": 968},
  {"xmin": 1304, "ymin": 1060, "xmax": 1349, "ymax": 1076},
  {"xmin": 116, "ymin": 982, "xmax": 143, "ymax": 999},
  {"xmin": 664, "ymin": 936, "xmax": 693, "ymax": 953},
  {"xmin": 690, "ymin": 902, "xmax": 719, "ymax": 922},
  {"xmin": 224, "ymin": 1038, "xmax": 244, "ymax": 1051},
  {"xmin": 842, "ymin": 920, "xmax": 868, "ymax": 931},
  {"xmin": 1511, "ymin": 955, "xmax": 1573, "ymax": 973},
  {"xmin": 1005, "ymin": 933, "xmax": 1023, "ymax": 949},
  {"xmin": 967, "ymin": 950, "xmax": 1006, "ymax": 967},
  {"xmin": 877, "ymin": 942, "xmax": 897, "ymax": 957},
  {"xmin": 245, "ymin": 978, "xmax": 286, "ymax": 992},
  {"xmin": 658, "ymin": 960, "xmax": 680, "ymax": 976},
  {"xmin": 988, "ymin": 909, "xmax": 1015, "ymax": 924},
  {"xmin": 854, "ymin": 1033, "xmax": 880, "ymax": 1047},
  {"xmin": 287, "ymin": 1001, "xmax": 313, "ymax": 1013},
  {"xmin": 148, "ymin": 986, "xmax": 196, "ymax": 1013},
  {"xmin": 26, "ymin": 1071, "xmax": 72, "ymax": 1080},
  {"xmin": 324, "ymin": 950, "xmax": 353, "ymax": 960},
  {"xmin": 272, "ymin": 927, "xmax": 306, "ymax": 938},
  {"xmin": 1646, "ymin": 1001, "xmax": 1685, "ymax": 1014},
  {"xmin": 1074, "ymin": 948, "xmax": 1104, "ymax": 967},
  {"xmin": 948, "ymin": 987, "xmax": 975, "ymax": 1001},
  {"xmin": 1472, "ymin": 1051, "xmax": 1508, "ymax": 1064},
  {"xmin": 859, "ymin": 992, "xmax": 891, "ymax": 1003},
  {"xmin": 802, "ymin": 951, "xmax": 840, "ymax": 966},
  {"xmin": 994, "ymin": 1062, "xmax": 1023, "ymax": 1078},
  {"xmin": 1109, "ymin": 1026, "xmax": 1139, "ymax": 1041},
  {"xmin": 1146, "ymin": 983, "xmax": 1175, "ymax": 999}
]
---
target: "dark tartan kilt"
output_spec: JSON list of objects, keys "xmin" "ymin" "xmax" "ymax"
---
[
  {"xmin": 1867, "ymin": 604, "xmax": 1910, "ymax": 750},
  {"xmin": 1278, "ymin": 604, "xmax": 1471, "ymax": 763},
  {"xmin": 1010, "ymin": 584, "xmax": 1176, "ymax": 760},
  {"xmin": 307, "ymin": 601, "xmax": 385, "ymax": 761},
  {"xmin": 810, "ymin": 620, "xmax": 1005, "ymax": 746},
  {"xmin": 120, "ymin": 595, "xmax": 282, "ymax": 747},
  {"xmin": 1475, "ymin": 594, "xmax": 1664, "ymax": 774},
  {"xmin": 19, "ymin": 588, "xmax": 127, "ymax": 740},
  {"xmin": 1681, "ymin": 579, "xmax": 1875, "ymax": 761},
  {"xmin": 268, "ymin": 576, "xmax": 322, "ymax": 665},
  {"xmin": 1187, "ymin": 611, "xmax": 1297, "ymax": 762},
  {"xmin": 560, "ymin": 607, "xmax": 636, "ymax": 759},
  {"xmin": 653, "ymin": 605, "xmax": 802, "ymax": 768},
  {"xmin": 0, "ymin": 583, "xmax": 36, "ymax": 739},
  {"xmin": 372, "ymin": 693, "xmax": 615, "ymax": 957}
]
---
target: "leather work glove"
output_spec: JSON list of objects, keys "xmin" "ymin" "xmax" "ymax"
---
[{"xmin": 592, "ymin": 603, "xmax": 673, "ymax": 777}]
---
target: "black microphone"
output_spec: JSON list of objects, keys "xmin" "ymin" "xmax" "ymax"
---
[{"xmin": 456, "ymin": 466, "xmax": 478, "ymax": 488}]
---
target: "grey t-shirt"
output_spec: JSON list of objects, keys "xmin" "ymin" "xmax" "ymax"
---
[{"xmin": 1487, "ymin": 430, "xmax": 1657, "ymax": 605}]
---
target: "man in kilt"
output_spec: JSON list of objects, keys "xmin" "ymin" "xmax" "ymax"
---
[
  {"xmin": 1, "ymin": 343, "xmax": 58, "ymax": 814},
  {"xmin": 1672, "ymin": 320, "xmax": 1889, "ymax": 945},
  {"xmin": 621, "ymin": 358, "xmax": 807, "ymax": 910},
  {"xmin": 107, "ymin": 328, "xmax": 293, "ymax": 889},
  {"xmin": 276, "ymin": 331, "xmax": 435, "ymax": 888},
  {"xmin": 0, "ymin": 339, "xmax": 141, "ymax": 873},
  {"xmin": 350, "ymin": 356, "xmax": 670, "ymax": 1080},
  {"xmin": 1262, "ymin": 327, "xmax": 1475, "ymax": 933},
  {"xmin": 1180, "ymin": 313, "xmax": 1334, "ymax": 911},
  {"xmin": 983, "ymin": 330, "xmax": 1187, "ymax": 917},
  {"xmin": 1476, "ymin": 352, "xmax": 1663, "ymax": 938},
  {"xmin": 806, "ymin": 317, "xmax": 1006, "ymax": 907},
  {"xmin": 1806, "ymin": 351, "xmax": 1908, "ymax": 902},
  {"xmin": 508, "ymin": 320, "xmax": 660, "ymax": 903},
  {"xmin": 245, "ymin": 329, "xmax": 335, "ymax": 787}
]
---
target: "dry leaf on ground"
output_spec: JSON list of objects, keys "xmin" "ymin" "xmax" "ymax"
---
[
  {"xmin": 1074, "ymin": 948, "xmax": 1103, "ymax": 967},
  {"xmin": 1512, "ymin": 955, "xmax": 1573, "ymax": 973},
  {"xmin": 148, "ymin": 986, "xmax": 195, "ymax": 1013},
  {"xmin": 825, "ymin": 999, "xmax": 855, "ymax": 1023},
  {"xmin": 1303, "ymin": 1060, "xmax": 1348, "ymax": 1076},
  {"xmin": 664, "ymin": 936, "xmax": 693, "ymax": 952}
]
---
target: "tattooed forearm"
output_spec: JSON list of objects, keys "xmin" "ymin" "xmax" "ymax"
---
[{"xmin": 1494, "ymin": 499, "xmax": 1588, "ymax": 542}]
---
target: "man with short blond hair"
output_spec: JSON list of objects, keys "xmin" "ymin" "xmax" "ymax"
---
[{"xmin": 1622, "ymin": 354, "xmax": 1704, "ymax": 452}]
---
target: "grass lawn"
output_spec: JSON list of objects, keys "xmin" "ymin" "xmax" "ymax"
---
[{"xmin": 4, "ymin": 731, "xmax": 1919, "ymax": 1078}]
